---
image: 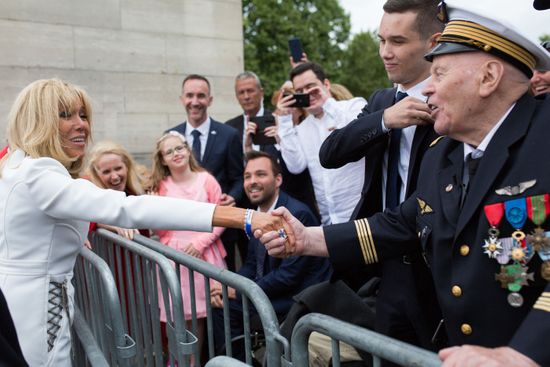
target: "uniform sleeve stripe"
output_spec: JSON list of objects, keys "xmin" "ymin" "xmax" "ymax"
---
[
  {"xmin": 533, "ymin": 293, "xmax": 550, "ymax": 313},
  {"xmin": 364, "ymin": 218, "xmax": 378, "ymax": 262},
  {"xmin": 354, "ymin": 219, "xmax": 378, "ymax": 265},
  {"xmin": 355, "ymin": 220, "xmax": 373, "ymax": 264}
]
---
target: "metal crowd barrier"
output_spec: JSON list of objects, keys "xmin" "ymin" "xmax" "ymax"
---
[
  {"xmin": 74, "ymin": 247, "xmax": 137, "ymax": 367},
  {"xmin": 131, "ymin": 233, "xmax": 289, "ymax": 367},
  {"xmin": 72, "ymin": 306, "xmax": 109, "ymax": 367},
  {"xmin": 90, "ymin": 229, "xmax": 196, "ymax": 367},
  {"xmin": 291, "ymin": 313, "xmax": 442, "ymax": 367}
]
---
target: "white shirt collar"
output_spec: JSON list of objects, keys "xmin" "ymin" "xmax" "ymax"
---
[
  {"xmin": 397, "ymin": 78, "xmax": 430, "ymax": 102},
  {"xmin": 463, "ymin": 103, "xmax": 515, "ymax": 160},
  {"xmin": 258, "ymin": 194, "xmax": 279, "ymax": 213},
  {"xmin": 188, "ymin": 116, "xmax": 211, "ymax": 136}
]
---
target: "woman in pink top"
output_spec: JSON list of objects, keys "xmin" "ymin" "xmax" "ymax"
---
[{"xmin": 150, "ymin": 131, "xmax": 227, "ymax": 363}]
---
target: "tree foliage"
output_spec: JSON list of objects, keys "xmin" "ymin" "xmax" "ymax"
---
[
  {"xmin": 243, "ymin": 0, "xmax": 351, "ymax": 104},
  {"xmin": 340, "ymin": 31, "xmax": 391, "ymax": 100}
]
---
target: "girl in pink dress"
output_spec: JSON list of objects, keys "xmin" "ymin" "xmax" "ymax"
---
[{"xmin": 150, "ymin": 131, "xmax": 227, "ymax": 363}]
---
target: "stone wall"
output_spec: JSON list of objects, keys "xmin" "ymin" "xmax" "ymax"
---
[{"xmin": 0, "ymin": 0, "xmax": 243, "ymax": 163}]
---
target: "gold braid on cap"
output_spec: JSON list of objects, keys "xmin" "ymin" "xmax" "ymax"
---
[{"xmin": 439, "ymin": 20, "xmax": 535, "ymax": 76}]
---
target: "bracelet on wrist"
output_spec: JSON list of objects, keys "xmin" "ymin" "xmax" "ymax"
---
[{"xmin": 244, "ymin": 209, "xmax": 253, "ymax": 239}]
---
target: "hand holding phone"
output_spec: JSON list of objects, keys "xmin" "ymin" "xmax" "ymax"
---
[
  {"xmin": 288, "ymin": 37, "xmax": 303, "ymax": 64},
  {"xmin": 249, "ymin": 115, "xmax": 277, "ymax": 145},
  {"xmin": 282, "ymin": 93, "xmax": 310, "ymax": 108}
]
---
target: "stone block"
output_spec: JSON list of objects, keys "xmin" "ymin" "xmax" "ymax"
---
[
  {"xmin": 121, "ymin": 0, "xmax": 242, "ymax": 40},
  {"xmin": 74, "ymin": 27, "xmax": 165, "ymax": 73},
  {"xmin": 0, "ymin": 0, "xmax": 121, "ymax": 29},
  {"xmin": 165, "ymin": 35, "xmax": 243, "ymax": 76},
  {"xmin": 0, "ymin": 20, "xmax": 74, "ymax": 69}
]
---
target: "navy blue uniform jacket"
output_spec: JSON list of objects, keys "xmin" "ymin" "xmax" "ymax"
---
[{"xmin": 324, "ymin": 94, "xmax": 550, "ymax": 366}]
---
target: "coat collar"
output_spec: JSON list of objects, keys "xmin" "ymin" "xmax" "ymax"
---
[{"xmin": 455, "ymin": 93, "xmax": 536, "ymax": 238}]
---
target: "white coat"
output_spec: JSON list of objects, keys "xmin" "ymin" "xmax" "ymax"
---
[{"xmin": 0, "ymin": 149, "xmax": 215, "ymax": 366}]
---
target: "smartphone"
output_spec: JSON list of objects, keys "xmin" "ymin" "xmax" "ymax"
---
[
  {"xmin": 249, "ymin": 115, "xmax": 277, "ymax": 145},
  {"xmin": 283, "ymin": 93, "xmax": 310, "ymax": 108},
  {"xmin": 288, "ymin": 37, "xmax": 303, "ymax": 63}
]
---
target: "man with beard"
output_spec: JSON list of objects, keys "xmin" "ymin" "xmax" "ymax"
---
[{"xmin": 210, "ymin": 150, "xmax": 330, "ymax": 361}]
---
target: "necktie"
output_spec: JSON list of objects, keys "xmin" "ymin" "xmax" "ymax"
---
[
  {"xmin": 386, "ymin": 91, "xmax": 408, "ymax": 210},
  {"xmin": 462, "ymin": 150, "xmax": 483, "ymax": 206},
  {"xmin": 255, "ymin": 240, "xmax": 266, "ymax": 279},
  {"xmin": 191, "ymin": 130, "xmax": 202, "ymax": 162}
]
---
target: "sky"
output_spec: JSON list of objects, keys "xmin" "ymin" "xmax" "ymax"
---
[{"xmin": 339, "ymin": 0, "xmax": 549, "ymax": 42}]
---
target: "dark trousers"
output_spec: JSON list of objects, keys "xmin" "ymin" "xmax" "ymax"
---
[
  {"xmin": 375, "ymin": 256, "xmax": 445, "ymax": 367},
  {"xmin": 212, "ymin": 298, "xmax": 257, "ymax": 362}
]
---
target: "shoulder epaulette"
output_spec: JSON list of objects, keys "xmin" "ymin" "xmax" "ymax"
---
[{"xmin": 429, "ymin": 136, "xmax": 445, "ymax": 147}]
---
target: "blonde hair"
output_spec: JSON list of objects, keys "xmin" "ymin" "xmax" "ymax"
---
[
  {"xmin": 149, "ymin": 131, "xmax": 204, "ymax": 191},
  {"xmin": 330, "ymin": 83, "xmax": 354, "ymax": 101},
  {"xmin": 2, "ymin": 79, "xmax": 93, "ymax": 178},
  {"xmin": 85, "ymin": 140, "xmax": 145, "ymax": 195}
]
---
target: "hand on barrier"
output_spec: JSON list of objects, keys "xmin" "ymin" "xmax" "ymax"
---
[{"xmin": 439, "ymin": 345, "xmax": 539, "ymax": 367}]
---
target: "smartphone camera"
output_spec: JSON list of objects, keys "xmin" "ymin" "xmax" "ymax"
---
[{"xmin": 283, "ymin": 92, "xmax": 310, "ymax": 108}]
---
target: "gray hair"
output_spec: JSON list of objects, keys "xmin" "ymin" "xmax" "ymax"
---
[{"xmin": 235, "ymin": 71, "xmax": 263, "ymax": 89}]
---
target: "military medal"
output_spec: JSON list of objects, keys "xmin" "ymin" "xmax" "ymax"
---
[
  {"xmin": 483, "ymin": 203, "xmax": 504, "ymax": 259},
  {"xmin": 526, "ymin": 195, "xmax": 550, "ymax": 280},
  {"xmin": 504, "ymin": 198, "xmax": 528, "ymax": 247},
  {"xmin": 495, "ymin": 263, "xmax": 534, "ymax": 307}
]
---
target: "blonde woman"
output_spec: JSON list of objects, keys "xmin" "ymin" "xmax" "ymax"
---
[
  {"xmin": 86, "ymin": 140, "xmax": 149, "ymax": 239},
  {"xmin": 0, "ymin": 79, "xmax": 292, "ymax": 367},
  {"xmin": 151, "ymin": 131, "xmax": 226, "ymax": 364}
]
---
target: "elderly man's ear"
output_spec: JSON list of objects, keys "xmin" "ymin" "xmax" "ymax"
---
[{"xmin": 478, "ymin": 60, "xmax": 504, "ymax": 97}]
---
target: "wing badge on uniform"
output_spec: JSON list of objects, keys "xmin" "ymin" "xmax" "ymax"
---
[
  {"xmin": 417, "ymin": 197, "xmax": 433, "ymax": 215},
  {"xmin": 495, "ymin": 180, "xmax": 536, "ymax": 196}
]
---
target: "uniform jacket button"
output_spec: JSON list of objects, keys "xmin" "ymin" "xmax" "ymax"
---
[
  {"xmin": 460, "ymin": 245, "xmax": 470, "ymax": 256},
  {"xmin": 461, "ymin": 323, "xmax": 472, "ymax": 335},
  {"xmin": 452, "ymin": 285, "xmax": 462, "ymax": 297}
]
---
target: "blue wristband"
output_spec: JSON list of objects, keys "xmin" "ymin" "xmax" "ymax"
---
[{"xmin": 244, "ymin": 209, "xmax": 253, "ymax": 239}]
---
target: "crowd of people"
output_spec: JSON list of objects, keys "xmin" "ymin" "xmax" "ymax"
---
[{"xmin": 0, "ymin": 0, "xmax": 549, "ymax": 366}]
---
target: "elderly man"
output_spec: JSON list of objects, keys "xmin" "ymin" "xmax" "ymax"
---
[{"xmin": 260, "ymin": 1, "xmax": 550, "ymax": 366}]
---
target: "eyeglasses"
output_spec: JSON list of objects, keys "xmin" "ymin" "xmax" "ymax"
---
[
  {"xmin": 437, "ymin": 1, "xmax": 449, "ymax": 24},
  {"xmin": 162, "ymin": 144, "xmax": 187, "ymax": 157}
]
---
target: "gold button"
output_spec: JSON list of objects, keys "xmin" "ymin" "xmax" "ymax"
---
[
  {"xmin": 461, "ymin": 323, "xmax": 472, "ymax": 335},
  {"xmin": 460, "ymin": 245, "xmax": 470, "ymax": 256},
  {"xmin": 452, "ymin": 285, "xmax": 462, "ymax": 297}
]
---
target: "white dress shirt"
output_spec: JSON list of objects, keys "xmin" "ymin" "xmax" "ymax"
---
[
  {"xmin": 381, "ymin": 79, "xmax": 429, "ymax": 208},
  {"xmin": 278, "ymin": 97, "xmax": 367, "ymax": 225},
  {"xmin": 185, "ymin": 117, "xmax": 211, "ymax": 160}
]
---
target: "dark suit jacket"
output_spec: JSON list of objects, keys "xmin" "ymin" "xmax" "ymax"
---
[
  {"xmin": 225, "ymin": 111, "xmax": 320, "ymax": 220},
  {"xmin": 318, "ymin": 87, "xmax": 443, "ymax": 349},
  {"xmin": 167, "ymin": 119, "xmax": 243, "ymax": 201},
  {"xmin": 324, "ymin": 94, "xmax": 550, "ymax": 366},
  {"xmin": 237, "ymin": 191, "xmax": 330, "ymax": 314},
  {"xmin": 320, "ymin": 87, "xmax": 437, "ymax": 220}
]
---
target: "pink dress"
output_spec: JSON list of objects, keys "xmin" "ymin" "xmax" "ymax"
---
[{"xmin": 155, "ymin": 172, "xmax": 226, "ymax": 321}]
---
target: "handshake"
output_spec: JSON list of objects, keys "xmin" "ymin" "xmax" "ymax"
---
[{"xmin": 249, "ymin": 207, "xmax": 296, "ymax": 257}]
